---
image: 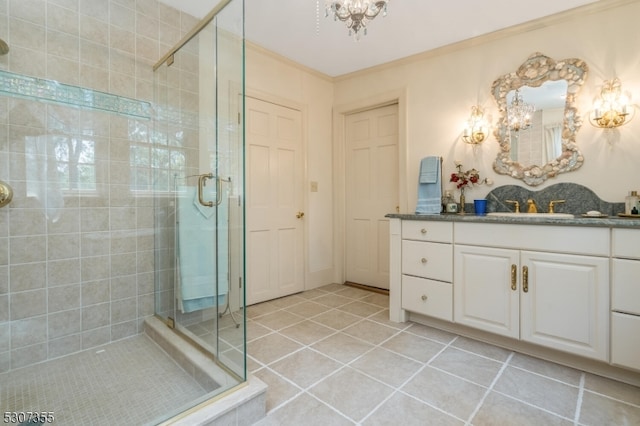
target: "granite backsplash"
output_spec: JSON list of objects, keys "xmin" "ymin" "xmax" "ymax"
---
[{"xmin": 467, "ymin": 183, "xmax": 625, "ymax": 216}]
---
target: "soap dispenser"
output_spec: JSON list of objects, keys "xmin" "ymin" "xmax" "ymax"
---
[
  {"xmin": 443, "ymin": 190, "xmax": 457, "ymax": 213},
  {"xmin": 625, "ymin": 190, "xmax": 639, "ymax": 215}
]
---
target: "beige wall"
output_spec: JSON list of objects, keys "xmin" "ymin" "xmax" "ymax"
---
[
  {"xmin": 246, "ymin": 0, "xmax": 640, "ymax": 288},
  {"xmin": 333, "ymin": 0, "xmax": 640, "ymax": 209}
]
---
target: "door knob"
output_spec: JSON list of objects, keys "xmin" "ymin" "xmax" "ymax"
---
[{"xmin": 296, "ymin": 211, "xmax": 305, "ymax": 219}]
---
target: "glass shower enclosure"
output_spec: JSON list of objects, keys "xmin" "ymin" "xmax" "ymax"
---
[
  {"xmin": 0, "ymin": 0, "xmax": 245, "ymax": 424},
  {"xmin": 152, "ymin": 0, "xmax": 246, "ymax": 393}
]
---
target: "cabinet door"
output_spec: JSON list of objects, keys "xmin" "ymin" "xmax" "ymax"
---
[
  {"xmin": 520, "ymin": 251, "xmax": 609, "ymax": 361},
  {"xmin": 454, "ymin": 245, "xmax": 519, "ymax": 338}
]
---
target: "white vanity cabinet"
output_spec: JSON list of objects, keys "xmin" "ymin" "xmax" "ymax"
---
[
  {"xmin": 390, "ymin": 217, "xmax": 640, "ymax": 377},
  {"xmin": 454, "ymin": 222, "xmax": 610, "ymax": 361},
  {"xmin": 399, "ymin": 221, "xmax": 453, "ymax": 321},
  {"xmin": 611, "ymin": 229, "xmax": 640, "ymax": 371}
]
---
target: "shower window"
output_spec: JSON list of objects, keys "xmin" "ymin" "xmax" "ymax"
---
[
  {"xmin": 52, "ymin": 137, "xmax": 97, "ymax": 191},
  {"xmin": 26, "ymin": 135, "xmax": 96, "ymax": 194},
  {"xmin": 130, "ymin": 143, "xmax": 186, "ymax": 192}
]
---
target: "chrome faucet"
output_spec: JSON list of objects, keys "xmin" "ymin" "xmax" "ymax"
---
[
  {"xmin": 548, "ymin": 199, "xmax": 566, "ymax": 213},
  {"xmin": 526, "ymin": 199, "xmax": 538, "ymax": 213}
]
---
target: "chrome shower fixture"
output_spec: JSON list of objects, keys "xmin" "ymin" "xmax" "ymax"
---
[
  {"xmin": 0, "ymin": 39, "xmax": 9, "ymax": 55},
  {"xmin": 0, "ymin": 180, "xmax": 13, "ymax": 208}
]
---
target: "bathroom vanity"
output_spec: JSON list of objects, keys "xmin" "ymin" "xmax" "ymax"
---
[{"xmin": 388, "ymin": 213, "xmax": 640, "ymax": 383}]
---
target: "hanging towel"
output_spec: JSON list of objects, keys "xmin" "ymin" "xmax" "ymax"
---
[
  {"xmin": 415, "ymin": 156, "xmax": 442, "ymax": 215},
  {"xmin": 177, "ymin": 184, "xmax": 228, "ymax": 313},
  {"xmin": 419, "ymin": 156, "xmax": 440, "ymax": 183}
]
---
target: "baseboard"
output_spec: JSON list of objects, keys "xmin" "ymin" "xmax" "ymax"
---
[{"xmin": 344, "ymin": 281, "xmax": 389, "ymax": 295}]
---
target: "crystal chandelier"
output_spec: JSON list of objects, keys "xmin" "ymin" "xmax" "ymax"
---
[
  {"xmin": 508, "ymin": 89, "xmax": 535, "ymax": 131},
  {"xmin": 325, "ymin": 1, "xmax": 389, "ymax": 39}
]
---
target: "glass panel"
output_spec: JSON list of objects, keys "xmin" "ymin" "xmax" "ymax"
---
[{"xmin": 152, "ymin": 0, "xmax": 246, "ymax": 417}]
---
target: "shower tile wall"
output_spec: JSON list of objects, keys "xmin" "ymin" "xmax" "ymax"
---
[{"xmin": 0, "ymin": 0, "xmax": 199, "ymax": 373}]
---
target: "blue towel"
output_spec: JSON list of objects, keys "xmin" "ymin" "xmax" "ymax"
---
[
  {"xmin": 177, "ymin": 184, "xmax": 228, "ymax": 313},
  {"xmin": 415, "ymin": 156, "xmax": 442, "ymax": 215},
  {"xmin": 419, "ymin": 156, "xmax": 440, "ymax": 183}
]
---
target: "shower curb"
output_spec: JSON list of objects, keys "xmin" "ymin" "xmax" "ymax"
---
[{"xmin": 144, "ymin": 317, "xmax": 267, "ymax": 425}]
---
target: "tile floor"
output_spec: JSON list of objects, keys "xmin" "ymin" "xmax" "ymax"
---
[
  {"xmin": 247, "ymin": 283, "xmax": 640, "ymax": 426},
  {"xmin": 0, "ymin": 335, "xmax": 211, "ymax": 426}
]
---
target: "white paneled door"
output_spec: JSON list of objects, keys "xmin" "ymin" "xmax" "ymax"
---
[
  {"xmin": 246, "ymin": 97, "xmax": 304, "ymax": 305},
  {"xmin": 345, "ymin": 104, "xmax": 399, "ymax": 289}
]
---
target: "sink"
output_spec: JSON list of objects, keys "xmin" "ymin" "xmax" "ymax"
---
[{"xmin": 487, "ymin": 212, "xmax": 574, "ymax": 219}]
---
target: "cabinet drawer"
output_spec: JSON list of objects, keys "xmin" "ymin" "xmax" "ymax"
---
[
  {"xmin": 402, "ymin": 220, "xmax": 452, "ymax": 243},
  {"xmin": 612, "ymin": 259, "xmax": 640, "ymax": 315},
  {"xmin": 402, "ymin": 275, "xmax": 452, "ymax": 321},
  {"xmin": 613, "ymin": 229, "xmax": 640, "ymax": 259},
  {"xmin": 611, "ymin": 312, "xmax": 640, "ymax": 371},
  {"xmin": 402, "ymin": 240, "xmax": 452, "ymax": 281}
]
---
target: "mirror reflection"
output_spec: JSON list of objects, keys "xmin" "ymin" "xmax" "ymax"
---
[
  {"xmin": 491, "ymin": 52, "xmax": 588, "ymax": 186},
  {"xmin": 507, "ymin": 80, "xmax": 567, "ymax": 167}
]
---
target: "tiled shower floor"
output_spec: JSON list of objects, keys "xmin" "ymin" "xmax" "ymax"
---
[
  {"xmin": 248, "ymin": 284, "xmax": 640, "ymax": 426},
  {"xmin": 0, "ymin": 335, "xmax": 209, "ymax": 425}
]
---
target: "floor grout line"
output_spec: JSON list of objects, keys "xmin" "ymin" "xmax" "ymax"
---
[
  {"xmin": 359, "ymin": 335, "xmax": 464, "ymax": 425},
  {"xmin": 465, "ymin": 351, "xmax": 514, "ymax": 425},
  {"xmin": 574, "ymin": 372, "xmax": 586, "ymax": 425}
]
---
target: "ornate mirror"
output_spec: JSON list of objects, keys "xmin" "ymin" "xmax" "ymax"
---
[{"xmin": 491, "ymin": 52, "xmax": 588, "ymax": 186}]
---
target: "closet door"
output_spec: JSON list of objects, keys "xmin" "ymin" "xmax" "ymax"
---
[
  {"xmin": 345, "ymin": 104, "xmax": 399, "ymax": 289},
  {"xmin": 246, "ymin": 96, "xmax": 304, "ymax": 304}
]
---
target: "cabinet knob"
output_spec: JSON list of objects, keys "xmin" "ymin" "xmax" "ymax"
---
[
  {"xmin": 421, "ymin": 295, "xmax": 428, "ymax": 301},
  {"xmin": 421, "ymin": 258, "xmax": 427, "ymax": 264},
  {"xmin": 421, "ymin": 228, "xmax": 427, "ymax": 234}
]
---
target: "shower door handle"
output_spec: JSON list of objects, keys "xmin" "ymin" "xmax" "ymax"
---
[
  {"xmin": 197, "ymin": 173, "xmax": 228, "ymax": 207},
  {"xmin": 198, "ymin": 173, "xmax": 214, "ymax": 207}
]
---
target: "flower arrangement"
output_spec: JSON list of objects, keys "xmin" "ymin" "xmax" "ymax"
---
[
  {"xmin": 449, "ymin": 161, "xmax": 493, "ymax": 214},
  {"xmin": 450, "ymin": 161, "xmax": 492, "ymax": 190}
]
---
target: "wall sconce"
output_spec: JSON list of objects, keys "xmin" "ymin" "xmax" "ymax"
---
[
  {"xmin": 462, "ymin": 106, "xmax": 489, "ymax": 144},
  {"xmin": 590, "ymin": 78, "xmax": 635, "ymax": 128}
]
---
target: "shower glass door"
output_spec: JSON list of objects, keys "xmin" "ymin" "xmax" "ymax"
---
[{"xmin": 152, "ymin": 0, "xmax": 245, "ymax": 386}]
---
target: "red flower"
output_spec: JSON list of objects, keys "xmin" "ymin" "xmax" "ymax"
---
[{"xmin": 450, "ymin": 162, "xmax": 487, "ymax": 191}]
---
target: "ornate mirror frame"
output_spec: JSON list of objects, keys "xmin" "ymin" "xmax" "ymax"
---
[{"xmin": 491, "ymin": 52, "xmax": 589, "ymax": 186}]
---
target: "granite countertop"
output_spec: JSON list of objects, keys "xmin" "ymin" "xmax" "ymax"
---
[
  {"xmin": 396, "ymin": 183, "xmax": 640, "ymax": 228},
  {"xmin": 386, "ymin": 213, "xmax": 640, "ymax": 228}
]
